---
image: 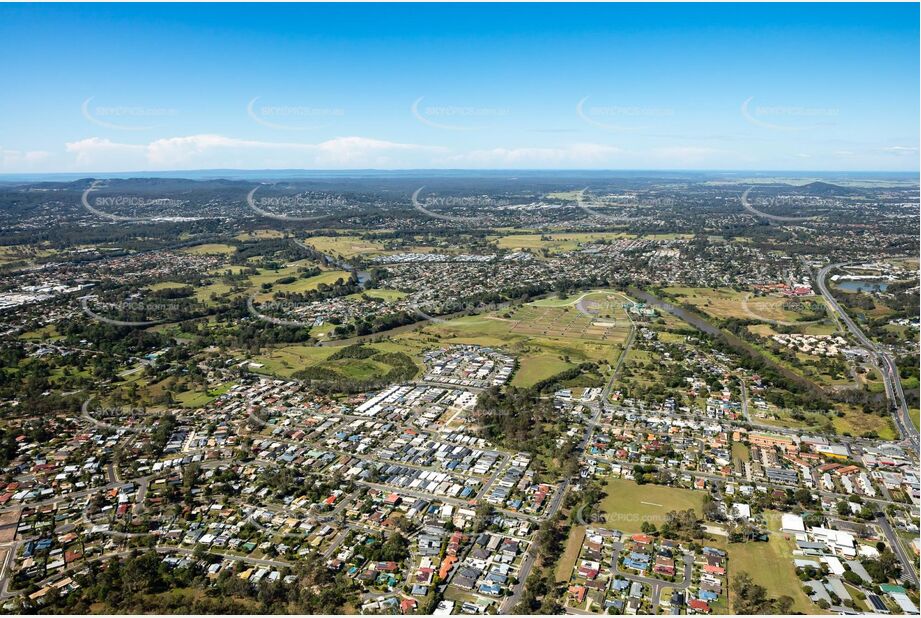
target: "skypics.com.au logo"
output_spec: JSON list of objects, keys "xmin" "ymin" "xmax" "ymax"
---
[
  {"xmin": 246, "ymin": 185, "xmax": 348, "ymax": 222},
  {"xmin": 81, "ymin": 97, "xmax": 178, "ymax": 131},
  {"xmin": 81, "ymin": 181, "xmax": 193, "ymax": 223},
  {"xmin": 411, "ymin": 186, "xmax": 508, "ymax": 224},
  {"xmin": 247, "ymin": 97, "xmax": 345, "ymax": 131},
  {"xmin": 411, "ymin": 97, "xmax": 509, "ymax": 131}
]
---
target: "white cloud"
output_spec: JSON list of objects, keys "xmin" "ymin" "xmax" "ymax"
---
[
  {"xmin": 62, "ymin": 134, "xmax": 445, "ymax": 171},
  {"xmin": 879, "ymin": 146, "xmax": 919, "ymax": 156},
  {"xmin": 65, "ymin": 137, "xmax": 146, "ymax": 168},
  {"xmin": 4, "ymin": 136, "xmax": 914, "ymax": 173},
  {"xmin": 1, "ymin": 147, "xmax": 52, "ymax": 169},
  {"xmin": 313, "ymin": 136, "xmax": 445, "ymax": 167}
]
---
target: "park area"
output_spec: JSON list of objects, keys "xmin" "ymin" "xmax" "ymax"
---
[
  {"xmin": 596, "ymin": 477, "xmax": 706, "ymax": 534},
  {"xmin": 725, "ymin": 512, "xmax": 823, "ymax": 614}
]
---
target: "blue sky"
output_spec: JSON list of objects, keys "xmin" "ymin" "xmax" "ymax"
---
[{"xmin": 0, "ymin": 3, "xmax": 918, "ymax": 173}]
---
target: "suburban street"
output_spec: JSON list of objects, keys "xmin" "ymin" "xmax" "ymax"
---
[{"xmin": 611, "ymin": 542, "xmax": 694, "ymax": 606}]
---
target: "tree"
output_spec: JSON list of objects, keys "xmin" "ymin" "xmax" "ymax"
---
[{"xmin": 836, "ymin": 500, "xmax": 851, "ymax": 517}]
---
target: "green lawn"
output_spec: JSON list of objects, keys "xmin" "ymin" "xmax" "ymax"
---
[
  {"xmin": 731, "ymin": 441, "xmax": 750, "ymax": 466},
  {"xmin": 173, "ymin": 383, "xmax": 233, "ymax": 408},
  {"xmin": 300, "ymin": 235, "xmax": 388, "ymax": 258},
  {"xmin": 349, "ymin": 288, "xmax": 407, "ymax": 302},
  {"xmin": 556, "ymin": 525, "xmax": 586, "ymax": 583},
  {"xmin": 180, "ymin": 243, "xmax": 236, "ymax": 255},
  {"xmin": 511, "ymin": 353, "xmax": 575, "ymax": 388},
  {"xmin": 727, "ymin": 511, "xmax": 822, "ymax": 614},
  {"xmin": 597, "ymin": 478, "xmax": 706, "ymax": 533},
  {"xmin": 250, "ymin": 342, "xmax": 422, "ymax": 380}
]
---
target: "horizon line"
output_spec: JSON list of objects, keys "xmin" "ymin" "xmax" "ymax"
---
[{"xmin": 1, "ymin": 167, "xmax": 918, "ymax": 179}]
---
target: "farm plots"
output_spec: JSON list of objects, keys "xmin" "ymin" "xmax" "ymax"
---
[{"xmin": 506, "ymin": 303, "xmax": 628, "ymax": 342}]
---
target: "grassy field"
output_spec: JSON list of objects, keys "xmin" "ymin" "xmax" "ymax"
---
[
  {"xmin": 234, "ymin": 230, "xmax": 285, "ymax": 241},
  {"xmin": 176, "ymin": 258, "xmax": 351, "ymax": 306},
  {"xmin": 250, "ymin": 342, "xmax": 423, "ymax": 380},
  {"xmin": 731, "ymin": 441, "xmax": 750, "ymax": 466},
  {"xmin": 505, "ymin": 304, "xmax": 628, "ymax": 342},
  {"xmin": 173, "ymin": 383, "xmax": 234, "ymax": 407},
  {"xmin": 596, "ymin": 478, "xmax": 706, "ymax": 533},
  {"xmin": 346, "ymin": 291, "xmax": 641, "ymax": 388},
  {"xmin": 194, "ymin": 280, "xmax": 236, "ymax": 305},
  {"xmin": 747, "ymin": 322, "xmax": 838, "ymax": 338},
  {"xmin": 107, "ymin": 375, "xmax": 232, "ymax": 408},
  {"xmin": 911, "ymin": 408, "xmax": 920, "ymax": 430},
  {"xmin": 555, "ymin": 525, "xmax": 587, "ymax": 583},
  {"xmin": 0, "ymin": 244, "xmax": 58, "ymax": 267},
  {"xmin": 665, "ymin": 287, "xmax": 830, "ymax": 325},
  {"xmin": 727, "ymin": 512, "xmax": 822, "ymax": 614},
  {"xmin": 750, "ymin": 399, "xmax": 895, "ymax": 439},
  {"xmin": 512, "ymin": 353, "xmax": 576, "ymax": 387},
  {"xmin": 20, "ymin": 324, "xmax": 60, "ymax": 341},
  {"xmin": 832, "ymin": 404, "xmax": 897, "ymax": 440},
  {"xmin": 353, "ymin": 288, "xmax": 407, "ymax": 302},
  {"xmin": 399, "ymin": 316, "xmax": 624, "ymax": 377},
  {"xmin": 301, "ymin": 235, "xmax": 388, "ymax": 258},
  {"xmin": 490, "ymin": 232, "xmax": 633, "ymax": 253},
  {"xmin": 181, "ymin": 243, "xmax": 236, "ymax": 255},
  {"xmin": 248, "ymin": 345, "xmax": 339, "ymax": 376},
  {"xmin": 248, "ymin": 265, "xmax": 351, "ymax": 302}
]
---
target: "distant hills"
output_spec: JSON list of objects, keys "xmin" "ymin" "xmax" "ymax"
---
[{"xmin": 797, "ymin": 181, "xmax": 859, "ymax": 196}]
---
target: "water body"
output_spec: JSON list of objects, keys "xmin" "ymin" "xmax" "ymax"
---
[
  {"xmin": 627, "ymin": 288, "xmax": 722, "ymax": 336},
  {"xmin": 322, "ymin": 254, "xmax": 371, "ymax": 285},
  {"xmin": 837, "ymin": 280, "xmax": 888, "ymax": 293},
  {"xmin": 628, "ymin": 287, "xmax": 824, "ymax": 396}
]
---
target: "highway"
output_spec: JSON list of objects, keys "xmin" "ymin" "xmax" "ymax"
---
[{"xmin": 815, "ymin": 262, "xmax": 918, "ymax": 452}]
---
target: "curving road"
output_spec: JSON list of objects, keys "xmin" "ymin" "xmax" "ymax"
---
[{"xmin": 815, "ymin": 262, "xmax": 918, "ymax": 452}]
